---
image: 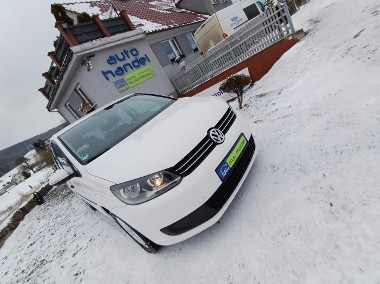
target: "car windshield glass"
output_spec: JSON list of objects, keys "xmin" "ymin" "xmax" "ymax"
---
[{"xmin": 58, "ymin": 94, "xmax": 175, "ymax": 165}]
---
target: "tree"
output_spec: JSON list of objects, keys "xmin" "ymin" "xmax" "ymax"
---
[
  {"xmin": 32, "ymin": 139, "xmax": 48, "ymax": 153},
  {"xmin": 266, "ymin": 0, "xmax": 298, "ymax": 15},
  {"xmin": 77, "ymin": 12, "xmax": 91, "ymax": 24},
  {"xmin": 34, "ymin": 148, "xmax": 55, "ymax": 170},
  {"xmin": 15, "ymin": 156, "xmax": 35, "ymax": 173},
  {"xmin": 21, "ymin": 170, "xmax": 31, "ymax": 179},
  {"xmin": 51, "ymin": 4, "xmax": 74, "ymax": 26},
  {"xmin": 219, "ymin": 74, "xmax": 252, "ymax": 109},
  {"xmin": 265, "ymin": 0, "xmax": 276, "ymax": 10},
  {"xmin": 285, "ymin": 0, "xmax": 298, "ymax": 15}
]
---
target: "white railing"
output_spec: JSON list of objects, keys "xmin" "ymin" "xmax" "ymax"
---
[{"xmin": 171, "ymin": 4, "xmax": 295, "ymax": 94}]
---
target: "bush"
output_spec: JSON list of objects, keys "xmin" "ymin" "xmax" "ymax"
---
[
  {"xmin": 51, "ymin": 4, "xmax": 74, "ymax": 26},
  {"xmin": 33, "ymin": 139, "xmax": 48, "ymax": 153},
  {"xmin": 15, "ymin": 157, "xmax": 35, "ymax": 173},
  {"xmin": 285, "ymin": 0, "xmax": 298, "ymax": 15},
  {"xmin": 77, "ymin": 12, "xmax": 91, "ymax": 24},
  {"xmin": 34, "ymin": 148, "xmax": 55, "ymax": 170},
  {"xmin": 219, "ymin": 74, "xmax": 252, "ymax": 109},
  {"xmin": 21, "ymin": 171, "xmax": 31, "ymax": 179}
]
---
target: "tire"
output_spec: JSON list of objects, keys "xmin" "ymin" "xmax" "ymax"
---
[{"xmin": 113, "ymin": 215, "xmax": 160, "ymax": 253}]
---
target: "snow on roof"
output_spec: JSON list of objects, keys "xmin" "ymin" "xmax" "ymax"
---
[
  {"xmin": 128, "ymin": 15, "xmax": 168, "ymax": 32},
  {"xmin": 104, "ymin": 5, "xmax": 118, "ymax": 19},
  {"xmin": 61, "ymin": 0, "xmax": 208, "ymax": 33},
  {"xmin": 63, "ymin": 2, "xmax": 102, "ymax": 15}
]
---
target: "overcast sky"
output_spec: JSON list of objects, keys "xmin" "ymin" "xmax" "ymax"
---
[{"xmin": 0, "ymin": 0, "xmax": 78, "ymax": 150}]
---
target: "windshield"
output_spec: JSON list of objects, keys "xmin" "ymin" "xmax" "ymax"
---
[{"xmin": 58, "ymin": 94, "xmax": 175, "ymax": 165}]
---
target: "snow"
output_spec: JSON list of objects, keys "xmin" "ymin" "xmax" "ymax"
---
[
  {"xmin": 0, "ymin": 168, "xmax": 53, "ymax": 225},
  {"xmin": 1, "ymin": 0, "xmax": 380, "ymax": 283},
  {"xmin": 64, "ymin": 2, "xmax": 170, "ymax": 33},
  {"xmin": 149, "ymin": 7, "xmax": 171, "ymax": 14},
  {"xmin": 64, "ymin": 2, "xmax": 102, "ymax": 17},
  {"xmin": 0, "ymin": 168, "xmax": 18, "ymax": 190},
  {"xmin": 128, "ymin": 15, "xmax": 169, "ymax": 33},
  {"xmin": 62, "ymin": 1, "xmax": 206, "ymax": 33}
]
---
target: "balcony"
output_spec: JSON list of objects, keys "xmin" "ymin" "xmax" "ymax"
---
[{"xmin": 40, "ymin": 12, "xmax": 134, "ymax": 108}]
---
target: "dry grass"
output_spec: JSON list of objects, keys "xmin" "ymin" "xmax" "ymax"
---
[{"xmin": 0, "ymin": 192, "xmax": 33, "ymax": 221}]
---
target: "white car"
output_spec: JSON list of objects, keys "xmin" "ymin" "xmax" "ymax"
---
[{"xmin": 49, "ymin": 93, "xmax": 257, "ymax": 253}]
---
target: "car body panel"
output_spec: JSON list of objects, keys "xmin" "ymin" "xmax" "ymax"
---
[
  {"xmin": 49, "ymin": 93, "xmax": 257, "ymax": 248},
  {"xmin": 84, "ymin": 97, "xmax": 229, "ymax": 183},
  {"xmin": 109, "ymin": 115, "xmax": 256, "ymax": 245}
]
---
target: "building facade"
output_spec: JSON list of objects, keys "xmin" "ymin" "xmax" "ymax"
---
[
  {"xmin": 40, "ymin": 0, "xmax": 236, "ymax": 122},
  {"xmin": 54, "ymin": 31, "xmax": 177, "ymax": 123}
]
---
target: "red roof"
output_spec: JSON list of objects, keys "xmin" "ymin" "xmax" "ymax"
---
[{"xmin": 63, "ymin": 0, "xmax": 208, "ymax": 33}]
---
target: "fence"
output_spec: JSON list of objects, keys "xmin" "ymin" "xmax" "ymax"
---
[{"xmin": 171, "ymin": 4, "xmax": 295, "ymax": 95}]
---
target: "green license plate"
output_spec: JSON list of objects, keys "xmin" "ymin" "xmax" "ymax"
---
[{"xmin": 215, "ymin": 134, "xmax": 248, "ymax": 181}]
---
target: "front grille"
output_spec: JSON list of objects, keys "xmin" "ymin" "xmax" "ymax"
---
[
  {"xmin": 171, "ymin": 108, "xmax": 236, "ymax": 177},
  {"xmin": 206, "ymin": 135, "xmax": 255, "ymax": 211},
  {"xmin": 161, "ymin": 135, "xmax": 255, "ymax": 236}
]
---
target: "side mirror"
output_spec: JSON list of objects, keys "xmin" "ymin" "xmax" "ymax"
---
[{"xmin": 49, "ymin": 169, "xmax": 74, "ymax": 186}]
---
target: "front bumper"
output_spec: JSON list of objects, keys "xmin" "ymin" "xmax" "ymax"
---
[
  {"xmin": 161, "ymin": 135, "xmax": 256, "ymax": 236},
  {"xmin": 111, "ymin": 113, "xmax": 257, "ymax": 246}
]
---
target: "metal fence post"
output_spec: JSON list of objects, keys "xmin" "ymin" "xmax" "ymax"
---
[{"xmin": 283, "ymin": 3, "xmax": 295, "ymax": 34}]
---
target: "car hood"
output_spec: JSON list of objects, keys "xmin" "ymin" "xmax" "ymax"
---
[{"xmin": 85, "ymin": 97, "xmax": 228, "ymax": 184}]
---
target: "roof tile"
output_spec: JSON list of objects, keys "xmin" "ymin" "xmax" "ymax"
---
[{"xmin": 62, "ymin": 0, "xmax": 208, "ymax": 33}]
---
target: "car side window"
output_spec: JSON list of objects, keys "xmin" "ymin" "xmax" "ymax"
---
[{"xmin": 50, "ymin": 142, "xmax": 75, "ymax": 175}]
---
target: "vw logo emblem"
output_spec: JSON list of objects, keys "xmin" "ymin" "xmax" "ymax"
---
[{"xmin": 208, "ymin": 128, "xmax": 225, "ymax": 144}]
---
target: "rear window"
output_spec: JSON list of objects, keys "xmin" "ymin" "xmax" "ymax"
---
[
  {"xmin": 243, "ymin": 4, "xmax": 260, "ymax": 20},
  {"xmin": 58, "ymin": 94, "xmax": 175, "ymax": 165}
]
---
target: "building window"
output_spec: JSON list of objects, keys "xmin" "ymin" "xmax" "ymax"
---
[
  {"xmin": 243, "ymin": 4, "xmax": 261, "ymax": 21},
  {"xmin": 65, "ymin": 85, "xmax": 96, "ymax": 119},
  {"xmin": 161, "ymin": 38, "xmax": 184, "ymax": 63},
  {"xmin": 220, "ymin": 0, "xmax": 227, "ymax": 3},
  {"xmin": 65, "ymin": 102, "xmax": 81, "ymax": 119},
  {"xmin": 211, "ymin": 0, "xmax": 218, "ymax": 4},
  {"xmin": 186, "ymin": 33, "xmax": 198, "ymax": 51}
]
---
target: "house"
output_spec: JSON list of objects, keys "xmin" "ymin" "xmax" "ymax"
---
[
  {"xmin": 11, "ymin": 173, "xmax": 26, "ymax": 186},
  {"xmin": 41, "ymin": 0, "xmax": 237, "ymax": 122},
  {"xmin": 60, "ymin": 0, "xmax": 222, "ymax": 78}
]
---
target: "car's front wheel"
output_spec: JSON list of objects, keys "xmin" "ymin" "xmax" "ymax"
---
[{"xmin": 113, "ymin": 215, "xmax": 160, "ymax": 253}]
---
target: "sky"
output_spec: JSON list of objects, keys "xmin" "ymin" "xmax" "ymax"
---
[{"xmin": 0, "ymin": 0, "xmax": 78, "ymax": 150}]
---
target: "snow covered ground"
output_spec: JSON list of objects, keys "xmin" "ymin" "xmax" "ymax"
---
[
  {"xmin": 0, "ymin": 149, "xmax": 53, "ymax": 229},
  {"xmin": 1, "ymin": 0, "xmax": 380, "ymax": 283},
  {"xmin": 0, "ymin": 168, "xmax": 51, "ymax": 210}
]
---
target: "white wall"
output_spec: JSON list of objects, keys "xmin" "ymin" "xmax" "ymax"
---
[{"xmin": 54, "ymin": 32, "xmax": 176, "ymax": 123}]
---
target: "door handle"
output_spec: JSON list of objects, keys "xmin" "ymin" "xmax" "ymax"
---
[{"xmin": 70, "ymin": 185, "xmax": 75, "ymax": 189}]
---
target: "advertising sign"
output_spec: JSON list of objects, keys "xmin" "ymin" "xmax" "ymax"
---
[{"xmin": 113, "ymin": 65, "xmax": 155, "ymax": 93}]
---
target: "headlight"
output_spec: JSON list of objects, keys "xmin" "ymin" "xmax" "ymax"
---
[{"xmin": 110, "ymin": 170, "xmax": 182, "ymax": 205}]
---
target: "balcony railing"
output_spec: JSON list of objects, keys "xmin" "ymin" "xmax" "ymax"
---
[
  {"xmin": 41, "ymin": 13, "xmax": 133, "ymax": 105},
  {"xmin": 171, "ymin": 4, "xmax": 295, "ymax": 95}
]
